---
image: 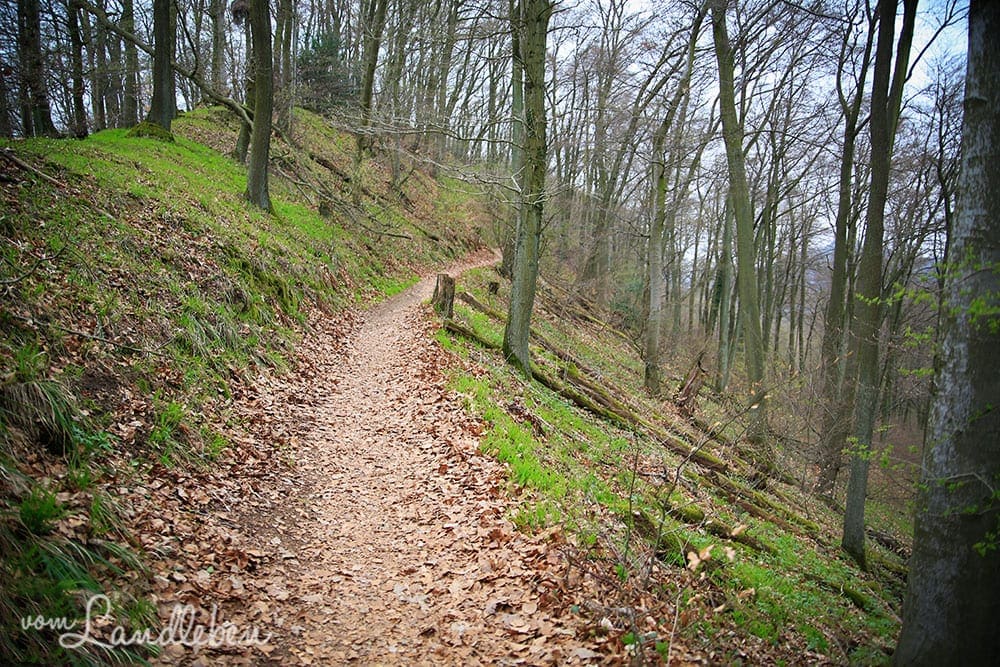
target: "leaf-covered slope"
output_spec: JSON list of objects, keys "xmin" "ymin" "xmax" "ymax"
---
[
  {"xmin": 0, "ymin": 107, "xmax": 486, "ymax": 664},
  {"xmin": 438, "ymin": 268, "xmax": 910, "ymax": 665}
]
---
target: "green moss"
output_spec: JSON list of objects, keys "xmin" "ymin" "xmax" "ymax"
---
[{"xmin": 126, "ymin": 121, "xmax": 175, "ymax": 142}]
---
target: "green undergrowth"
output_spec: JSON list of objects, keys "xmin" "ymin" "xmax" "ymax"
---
[
  {"xmin": 0, "ymin": 106, "xmax": 485, "ymax": 663},
  {"xmin": 438, "ymin": 267, "xmax": 907, "ymax": 664}
]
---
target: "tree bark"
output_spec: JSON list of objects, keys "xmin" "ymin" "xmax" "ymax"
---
[
  {"xmin": 842, "ymin": 0, "xmax": 917, "ymax": 569},
  {"xmin": 67, "ymin": 1, "xmax": 89, "ymax": 138},
  {"xmin": 210, "ymin": 0, "xmax": 226, "ymax": 93},
  {"xmin": 644, "ymin": 120, "xmax": 667, "ymax": 395},
  {"xmin": 894, "ymin": 1, "xmax": 1000, "ymax": 660},
  {"xmin": 245, "ymin": 0, "xmax": 273, "ymax": 212},
  {"xmin": 710, "ymin": 0, "xmax": 769, "ymax": 454},
  {"xmin": 502, "ymin": 0, "xmax": 552, "ymax": 375},
  {"xmin": 644, "ymin": 7, "xmax": 705, "ymax": 395},
  {"xmin": 234, "ymin": 10, "xmax": 253, "ymax": 164},
  {"xmin": 501, "ymin": 0, "xmax": 525, "ymax": 281},
  {"xmin": 17, "ymin": 0, "xmax": 58, "ymax": 137},
  {"xmin": 356, "ymin": 0, "xmax": 388, "ymax": 155},
  {"xmin": 432, "ymin": 274, "xmax": 455, "ymax": 319},
  {"xmin": 120, "ymin": 0, "xmax": 140, "ymax": 127},
  {"xmin": 147, "ymin": 0, "xmax": 176, "ymax": 131},
  {"xmin": 715, "ymin": 193, "xmax": 734, "ymax": 392}
]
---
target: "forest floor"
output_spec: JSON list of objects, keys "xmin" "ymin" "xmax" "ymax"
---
[{"xmin": 149, "ymin": 250, "xmax": 622, "ymax": 666}]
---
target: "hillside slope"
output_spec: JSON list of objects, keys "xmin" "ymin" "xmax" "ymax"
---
[
  {"xmin": 0, "ymin": 108, "xmax": 485, "ymax": 664},
  {"xmin": 1, "ymin": 105, "xmax": 911, "ymax": 666},
  {"xmin": 437, "ymin": 268, "xmax": 911, "ymax": 665}
]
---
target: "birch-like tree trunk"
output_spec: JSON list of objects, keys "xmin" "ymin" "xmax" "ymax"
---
[{"xmin": 894, "ymin": 0, "xmax": 1000, "ymax": 659}]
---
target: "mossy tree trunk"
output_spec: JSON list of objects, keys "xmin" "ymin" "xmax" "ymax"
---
[
  {"xmin": 502, "ymin": 0, "xmax": 552, "ymax": 375},
  {"xmin": 245, "ymin": 0, "xmax": 273, "ymax": 213},
  {"xmin": 895, "ymin": 1, "xmax": 1000, "ymax": 659}
]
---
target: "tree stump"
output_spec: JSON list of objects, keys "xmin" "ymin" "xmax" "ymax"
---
[{"xmin": 432, "ymin": 273, "xmax": 455, "ymax": 319}]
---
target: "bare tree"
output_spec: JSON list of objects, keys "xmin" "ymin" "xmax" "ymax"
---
[
  {"xmin": 842, "ymin": 0, "xmax": 917, "ymax": 569},
  {"xmin": 503, "ymin": 0, "xmax": 553, "ymax": 375},
  {"xmin": 895, "ymin": 0, "xmax": 1000, "ymax": 658},
  {"xmin": 710, "ymin": 0, "xmax": 769, "ymax": 457}
]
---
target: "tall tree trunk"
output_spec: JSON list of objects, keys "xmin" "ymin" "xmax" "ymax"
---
[
  {"xmin": 502, "ymin": 0, "xmax": 552, "ymax": 375},
  {"xmin": 80, "ymin": 7, "xmax": 105, "ymax": 131},
  {"xmin": 500, "ymin": 0, "xmax": 525, "ymax": 281},
  {"xmin": 275, "ymin": 0, "xmax": 294, "ymax": 131},
  {"xmin": 120, "ymin": 0, "xmax": 140, "ymax": 127},
  {"xmin": 234, "ymin": 10, "xmax": 253, "ymax": 164},
  {"xmin": 711, "ymin": 0, "xmax": 769, "ymax": 456},
  {"xmin": 17, "ymin": 0, "xmax": 58, "ymax": 136},
  {"xmin": 895, "ymin": 2, "xmax": 1000, "ymax": 659},
  {"xmin": 246, "ymin": 0, "xmax": 273, "ymax": 212},
  {"xmin": 644, "ymin": 121, "xmax": 668, "ymax": 395},
  {"xmin": 716, "ymin": 194, "xmax": 734, "ymax": 392},
  {"xmin": 147, "ymin": 0, "xmax": 176, "ymax": 131},
  {"xmin": 352, "ymin": 0, "xmax": 388, "ymax": 201},
  {"xmin": 67, "ymin": 1, "xmax": 89, "ymax": 138},
  {"xmin": 210, "ymin": 0, "xmax": 226, "ymax": 92},
  {"xmin": 842, "ymin": 0, "xmax": 917, "ymax": 569},
  {"xmin": 815, "ymin": 8, "xmax": 876, "ymax": 496},
  {"xmin": 356, "ymin": 0, "xmax": 388, "ymax": 155}
]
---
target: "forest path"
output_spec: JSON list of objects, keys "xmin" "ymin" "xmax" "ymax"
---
[{"xmin": 212, "ymin": 249, "xmax": 587, "ymax": 665}]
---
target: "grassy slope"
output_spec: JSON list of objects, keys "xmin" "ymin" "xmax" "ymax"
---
[
  {"xmin": 438, "ymin": 269, "xmax": 911, "ymax": 665},
  {"xmin": 0, "ymin": 108, "xmax": 485, "ymax": 664}
]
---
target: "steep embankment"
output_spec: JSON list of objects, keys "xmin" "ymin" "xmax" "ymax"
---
[
  {"xmin": 0, "ymin": 108, "xmax": 485, "ymax": 664},
  {"xmin": 437, "ymin": 269, "xmax": 911, "ymax": 665}
]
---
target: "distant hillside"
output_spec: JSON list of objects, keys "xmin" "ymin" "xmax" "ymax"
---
[{"xmin": 0, "ymin": 107, "xmax": 486, "ymax": 664}]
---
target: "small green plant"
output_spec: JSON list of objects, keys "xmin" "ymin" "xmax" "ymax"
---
[
  {"xmin": 149, "ymin": 399, "xmax": 185, "ymax": 464},
  {"xmin": 201, "ymin": 428, "xmax": 229, "ymax": 460},
  {"xmin": 13, "ymin": 342, "xmax": 46, "ymax": 382},
  {"xmin": 19, "ymin": 486, "xmax": 64, "ymax": 535}
]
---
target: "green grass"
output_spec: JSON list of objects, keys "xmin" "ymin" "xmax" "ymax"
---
[
  {"xmin": 1, "ymin": 105, "xmax": 488, "ymax": 665},
  {"xmin": 436, "ymin": 266, "xmax": 905, "ymax": 664}
]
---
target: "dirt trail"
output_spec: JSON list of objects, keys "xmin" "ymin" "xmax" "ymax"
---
[{"xmin": 203, "ymin": 250, "xmax": 590, "ymax": 665}]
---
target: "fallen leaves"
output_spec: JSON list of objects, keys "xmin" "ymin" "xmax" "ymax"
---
[{"xmin": 115, "ymin": 260, "xmax": 613, "ymax": 665}]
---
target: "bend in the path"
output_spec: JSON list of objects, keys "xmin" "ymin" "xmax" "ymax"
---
[{"xmin": 232, "ymin": 249, "xmax": 586, "ymax": 665}]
